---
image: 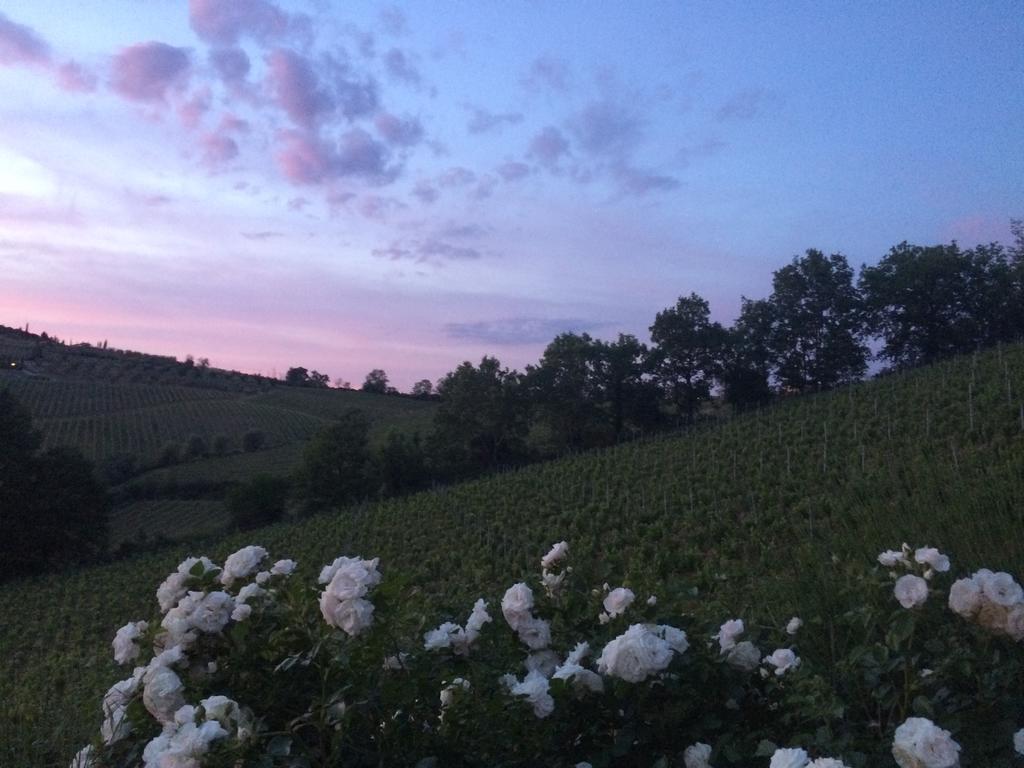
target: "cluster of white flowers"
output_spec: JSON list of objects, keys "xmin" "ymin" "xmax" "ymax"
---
[
  {"xmin": 156, "ymin": 556, "xmax": 218, "ymax": 613},
  {"xmin": 551, "ymin": 641, "xmax": 604, "ymax": 693},
  {"xmin": 891, "ymin": 717, "xmax": 960, "ymax": 768},
  {"xmin": 596, "ymin": 622, "xmax": 687, "ymax": 682},
  {"xmin": 763, "ymin": 647, "xmax": 801, "ymax": 676},
  {"xmin": 141, "ymin": 695, "xmax": 248, "ymax": 768},
  {"xmin": 713, "ymin": 618, "xmax": 761, "ymax": 671},
  {"xmin": 318, "ymin": 555, "xmax": 382, "ymax": 636},
  {"xmin": 684, "ymin": 742, "xmax": 713, "ymax": 768},
  {"xmin": 769, "ymin": 748, "xmax": 850, "ymax": 768},
  {"xmin": 540, "ymin": 540, "xmax": 570, "ymax": 597},
  {"xmin": 879, "ymin": 544, "xmax": 951, "ymax": 609},
  {"xmin": 220, "ymin": 545, "xmax": 268, "ymax": 587},
  {"xmin": 501, "ymin": 582, "xmax": 552, "ymax": 649},
  {"xmin": 599, "ymin": 586, "xmax": 635, "ymax": 622},
  {"xmin": 111, "ymin": 620, "xmax": 148, "ymax": 665},
  {"xmin": 948, "ymin": 568, "xmax": 1024, "ymax": 640},
  {"xmin": 423, "ymin": 598, "xmax": 492, "ymax": 654}
]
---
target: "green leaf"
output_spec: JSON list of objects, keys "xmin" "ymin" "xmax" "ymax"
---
[{"xmin": 755, "ymin": 740, "xmax": 778, "ymax": 757}]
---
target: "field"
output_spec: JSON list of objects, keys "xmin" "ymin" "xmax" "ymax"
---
[{"xmin": 2, "ymin": 343, "xmax": 1024, "ymax": 765}]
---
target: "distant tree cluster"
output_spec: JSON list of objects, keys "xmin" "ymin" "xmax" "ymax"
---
[
  {"xmin": 0, "ymin": 390, "xmax": 109, "ymax": 581},
  {"xmin": 285, "ymin": 367, "xmax": 331, "ymax": 388}
]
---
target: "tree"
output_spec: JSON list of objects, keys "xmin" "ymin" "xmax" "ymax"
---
[
  {"xmin": 285, "ymin": 367, "xmax": 310, "ymax": 386},
  {"xmin": 309, "ymin": 370, "xmax": 330, "ymax": 388},
  {"xmin": 372, "ymin": 431, "xmax": 428, "ymax": 496},
  {"xmin": 298, "ymin": 410, "xmax": 373, "ymax": 510},
  {"xmin": 361, "ymin": 369, "xmax": 389, "ymax": 394},
  {"xmin": 593, "ymin": 333, "xmax": 659, "ymax": 439},
  {"xmin": 649, "ymin": 293, "xmax": 726, "ymax": 422},
  {"xmin": 411, "ymin": 379, "xmax": 434, "ymax": 399},
  {"xmin": 430, "ymin": 357, "xmax": 530, "ymax": 474},
  {"xmin": 0, "ymin": 390, "xmax": 109, "ymax": 580},
  {"xmin": 242, "ymin": 430, "xmax": 266, "ymax": 452},
  {"xmin": 720, "ymin": 298, "xmax": 775, "ymax": 411},
  {"xmin": 526, "ymin": 333, "xmax": 606, "ymax": 450},
  {"xmin": 769, "ymin": 250, "xmax": 868, "ymax": 391},
  {"xmin": 860, "ymin": 242, "xmax": 981, "ymax": 368},
  {"xmin": 227, "ymin": 475, "xmax": 290, "ymax": 530}
]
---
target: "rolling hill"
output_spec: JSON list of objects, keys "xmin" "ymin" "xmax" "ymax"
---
[{"xmin": 2, "ymin": 343, "xmax": 1023, "ymax": 766}]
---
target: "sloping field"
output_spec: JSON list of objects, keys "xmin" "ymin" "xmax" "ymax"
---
[
  {"xmin": 3, "ymin": 345, "xmax": 1024, "ymax": 765},
  {"xmin": 109, "ymin": 500, "xmax": 229, "ymax": 547},
  {"xmin": 0, "ymin": 374, "xmax": 435, "ymax": 464}
]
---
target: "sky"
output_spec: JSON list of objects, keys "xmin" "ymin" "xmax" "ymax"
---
[{"xmin": 1, "ymin": 1, "xmax": 1021, "ymax": 388}]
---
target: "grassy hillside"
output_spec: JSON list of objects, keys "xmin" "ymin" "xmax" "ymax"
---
[{"xmin": 3, "ymin": 344, "xmax": 1024, "ymax": 765}]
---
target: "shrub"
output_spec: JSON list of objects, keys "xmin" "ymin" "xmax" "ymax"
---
[{"xmin": 71, "ymin": 541, "xmax": 1024, "ymax": 767}]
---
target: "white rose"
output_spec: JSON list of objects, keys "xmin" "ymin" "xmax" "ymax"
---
[
  {"xmin": 715, "ymin": 618, "xmax": 744, "ymax": 652},
  {"xmin": 1005, "ymin": 605, "xmax": 1024, "ymax": 641},
  {"xmin": 424, "ymin": 622, "xmax": 463, "ymax": 652},
  {"xmin": 112, "ymin": 620, "xmax": 148, "ymax": 665},
  {"xmin": 231, "ymin": 604, "xmax": 252, "ymax": 622},
  {"xmin": 220, "ymin": 546, "xmax": 268, "ymax": 586},
  {"xmin": 551, "ymin": 661, "xmax": 604, "ymax": 693},
  {"xmin": 156, "ymin": 572, "xmax": 189, "ymax": 613},
  {"xmin": 510, "ymin": 670, "xmax": 555, "ymax": 718},
  {"xmin": 603, "ymin": 587, "xmax": 636, "ymax": 617},
  {"xmin": 564, "ymin": 641, "xmax": 590, "ymax": 665},
  {"xmin": 786, "ymin": 616, "xmax": 803, "ymax": 635},
  {"xmin": 770, "ymin": 747, "xmax": 809, "ymax": 768},
  {"xmin": 947, "ymin": 578, "xmax": 982, "ymax": 618},
  {"xmin": 271, "ymin": 558, "xmax": 297, "ymax": 576},
  {"xmin": 516, "ymin": 617, "xmax": 552, "ymax": 650},
  {"xmin": 322, "ymin": 596, "xmax": 375, "ymax": 636},
  {"xmin": 142, "ymin": 666, "xmax": 186, "ymax": 724},
  {"xmin": 878, "ymin": 549, "xmax": 909, "ymax": 568},
  {"xmin": 764, "ymin": 648, "xmax": 801, "ymax": 676},
  {"xmin": 100, "ymin": 672, "xmax": 143, "ymax": 744},
  {"xmin": 439, "ymin": 677, "xmax": 469, "ymax": 711},
  {"xmin": 651, "ymin": 624, "xmax": 689, "ymax": 654},
  {"xmin": 318, "ymin": 555, "xmax": 381, "ymax": 588},
  {"xmin": 465, "ymin": 598, "xmax": 492, "ymax": 639},
  {"xmin": 981, "ymin": 571, "xmax": 1024, "ymax": 607},
  {"xmin": 501, "ymin": 583, "xmax": 535, "ymax": 631},
  {"xmin": 596, "ymin": 624, "xmax": 673, "ymax": 682},
  {"xmin": 1014, "ymin": 728, "xmax": 1024, "ymax": 756},
  {"xmin": 683, "ymin": 742, "xmax": 713, "ymax": 768},
  {"xmin": 542, "ymin": 569, "xmax": 566, "ymax": 595},
  {"xmin": 808, "ymin": 760, "xmax": 850, "ymax": 768},
  {"xmin": 914, "ymin": 547, "xmax": 950, "ymax": 573},
  {"xmin": 725, "ymin": 641, "xmax": 761, "ymax": 672},
  {"xmin": 190, "ymin": 591, "xmax": 235, "ymax": 633},
  {"xmin": 894, "ymin": 574, "xmax": 929, "ymax": 608},
  {"xmin": 177, "ymin": 556, "xmax": 218, "ymax": 576},
  {"xmin": 541, "ymin": 540, "xmax": 569, "ymax": 569},
  {"xmin": 892, "ymin": 717, "xmax": 960, "ymax": 768}
]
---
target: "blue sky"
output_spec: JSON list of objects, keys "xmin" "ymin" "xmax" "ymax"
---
[{"xmin": 1, "ymin": 1, "xmax": 1021, "ymax": 387}]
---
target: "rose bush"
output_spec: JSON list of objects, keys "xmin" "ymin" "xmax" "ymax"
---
[{"xmin": 71, "ymin": 541, "xmax": 1024, "ymax": 767}]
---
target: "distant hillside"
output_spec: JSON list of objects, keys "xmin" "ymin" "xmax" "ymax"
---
[
  {"xmin": 0, "ymin": 323, "xmax": 437, "ymax": 545},
  {"xmin": 3, "ymin": 342, "xmax": 1023, "ymax": 766}
]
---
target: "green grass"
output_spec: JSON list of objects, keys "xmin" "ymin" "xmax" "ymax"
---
[{"xmin": 3, "ymin": 344, "xmax": 1024, "ymax": 766}]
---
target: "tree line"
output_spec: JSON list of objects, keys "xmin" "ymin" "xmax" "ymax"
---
[{"xmin": 289, "ymin": 224, "xmax": 1024, "ymax": 509}]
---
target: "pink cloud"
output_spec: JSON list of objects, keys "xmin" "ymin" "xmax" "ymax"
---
[
  {"xmin": 55, "ymin": 61, "xmax": 97, "ymax": 92},
  {"xmin": 110, "ymin": 42, "xmax": 191, "ymax": 103},
  {"xmin": 209, "ymin": 47, "xmax": 250, "ymax": 87},
  {"xmin": 374, "ymin": 112, "xmax": 423, "ymax": 146},
  {"xmin": 188, "ymin": 0, "xmax": 289, "ymax": 45},
  {"xmin": 178, "ymin": 88, "xmax": 211, "ymax": 129},
  {"xmin": 0, "ymin": 12, "xmax": 51, "ymax": 67},
  {"xmin": 275, "ymin": 128, "xmax": 395, "ymax": 186},
  {"xmin": 266, "ymin": 49, "xmax": 333, "ymax": 127}
]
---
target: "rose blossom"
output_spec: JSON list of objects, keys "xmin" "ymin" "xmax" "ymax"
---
[
  {"xmin": 683, "ymin": 742, "xmax": 712, "ymax": 768},
  {"xmin": 510, "ymin": 670, "xmax": 555, "ymax": 718},
  {"xmin": 597, "ymin": 623, "xmax": 674, "ymax": 682},
  {"xmin": 769, "ymin": 748, "xmax": 809, "ymax": 768},
  {"xmin": 112, "ymin": 620, "xmax": 148, "ymax": 665},
  {"xmin": 914, "ymin": 547, "xmax": 950, "ymax": 573},
  {"xmin": 894, "ymin": 574, "xmax": 929, "ymax": 608},
  {"xmin": 947, "ymin": 578, "xmax": 982, "ymax": 618},
  {"xmin": 981, "ymin": 571, "xmax": 1024, "ymax": 607},
  {"xmin": 786, "ymin": 616, "xmax": 803, "ymax": 635},
  {"xmin": 501, "ymin": 583, "xmax": 535, "ymax": 630},
  {"xmin": 715, "ymin": 619, "xmax": 744, "ymax": 652},
  {"xmin": 1014, "ymin": 728, "xmax": 1024, "ymax": 756},
  {"xmin": 603, "ymin": 587, "xmax": 635, "ymax": 618},
  {"xmin": 726, "ymin": 641, "xmax": 761, "ymax": 671},
  {"xmin": 764, "ymin": 648, "xmax": 801, "ymax": 676},
  {"xmin": 220, "ymin": 546, "xmax": 268, "ymax": 586},
  {"xmin": 540, "ymin": 541, "xmax": 569, "ymax": 569},
  {"xmin": 891, "ymin": 717, "xmax": 960, "ymax": 768}
]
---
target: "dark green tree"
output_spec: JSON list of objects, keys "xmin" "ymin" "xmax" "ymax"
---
[
  {"xmin": 720, "ymin": 297, "xmax": 775, "ymax": 410},
  {"xmin": 430, "ymin": 357, "xmax": 530, "ymax": 474},
  {"xmin": 410, "ymin": 379, "xmax": 434, "ymax": 399},
  {"xmin": 361, "ymin": 369, "xmax": 390, "ymax": 394},
  {"xmin": 298, "ymin": 409, "xmax": 373, "ymax": 510},
  {"xmin": 372, "ymin": 431, "xmax": 429, "ymax": 496},
  {"xmin": 526, "ymin": 333, "xmax": 606, "ymax": 450},
  {"xmin": 285, "ymin": 367, "xmax": 310, "ymax": 386},
  {"xmin": 593, "ymin": 333, "xmax": 661, "ymax": 439},
  {"xmin": 649, "ymin": 293, "xmax": 726, "ymax": 422},
  {"xmin": 769, "ymin": 249, "xmax": 868, "ymax": 390},
  {"xmin": 0, "ymin": 390, "xmax": 109, "ymax": 581}
]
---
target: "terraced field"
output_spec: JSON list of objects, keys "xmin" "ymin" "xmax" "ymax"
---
[{"xmin": 3, "ymin": 344, "xmax": 1024, "ymax": 766}]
